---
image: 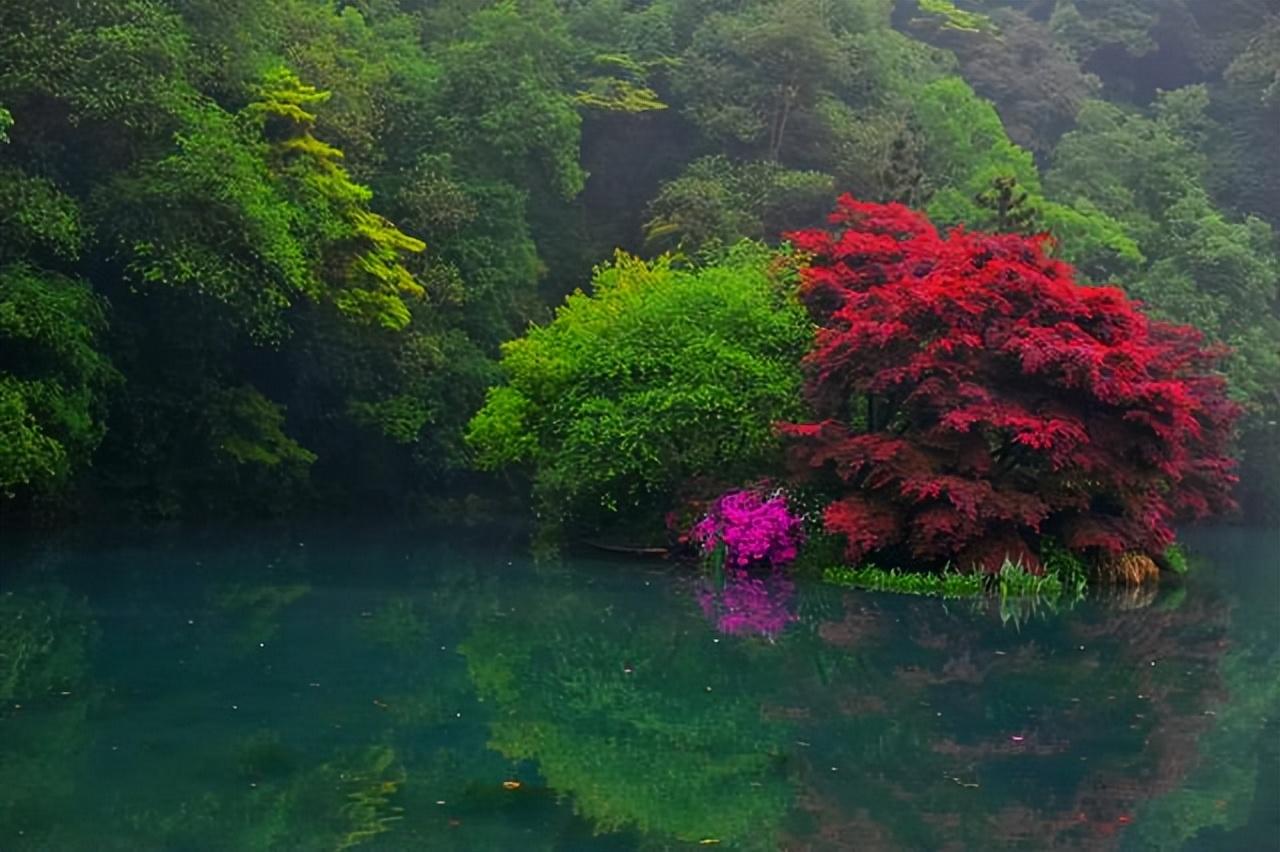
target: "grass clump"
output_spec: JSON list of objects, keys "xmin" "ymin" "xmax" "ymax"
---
[
  {"xmin": 822, "ymin": 565, "xmax": 984, "ymax": 599},
  {"xmin": 1163, "ymin": 543, "xmax": 1191, "ymax": 575},
  {"xmin": 822, "ymin": 544, "xmax": 1090, "ymax": 608}
]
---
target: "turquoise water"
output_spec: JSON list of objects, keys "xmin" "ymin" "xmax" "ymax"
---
[{"xmin": 1, "ymin": 524, "xmax": 1276, "ymax": 851}]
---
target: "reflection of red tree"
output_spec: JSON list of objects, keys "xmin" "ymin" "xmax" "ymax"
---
[
  {"xmin": 1059, "ymin": 594, "xmax": 1230, "ymax": 844},
  {"xmin": 816, "ymin": 605, "xmax": 881, "ymax": 648},
  {"xmin": 932, "ymin": 733, "xmax": 1071, "ymax": 758},
  {"xmin": 783, "ymin": 795, "xmax": 898, "ymax": 851},
  {"xmin": 763, "ymin": 705, "xmax": 813, "ymax": 722},
  {"xmin": 789, "ymin": 588, "xmax": 1233, "ymax": 849}
]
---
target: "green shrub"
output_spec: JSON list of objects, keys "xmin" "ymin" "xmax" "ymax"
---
[
  {"xmin": 466, "ymin": 243, "xmax": 812, "ymax": 534},
  {"xmin": 1163, "ymin": 543, "xmax": 1191, "ymax": 575}
]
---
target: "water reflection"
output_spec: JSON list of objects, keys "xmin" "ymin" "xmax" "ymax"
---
[
  {"xmin": 463, "ymin": 567, "xmax": 793, "ymax": 848},
  {"xmin": 696, "ymin": 565, "xmax": 798, "ymax": 639},
  {"xmin": 0, "ymin": 526, "xmax": 1273, "ymax": 850},
  {"xmin": 782, "ymin": 589, "xmax": 1236, "ymax": 850},
  {"xmin": 0, "ymin": 583, "xmax": 98, "ymax": 847}
]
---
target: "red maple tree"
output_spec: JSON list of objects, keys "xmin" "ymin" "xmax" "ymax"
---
[{"xmin": 780, "ymin": 196, "xmax": 1240, "ymax": 571}]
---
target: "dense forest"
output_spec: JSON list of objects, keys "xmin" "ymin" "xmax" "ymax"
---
[{"xmin": 1, "ymin": 0, "xmax": 1277, "ymax": 544}]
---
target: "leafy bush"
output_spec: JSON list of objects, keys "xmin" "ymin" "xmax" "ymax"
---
[
  {"xmin": 689, "ymin": 489, "xmax": 805, "ymax": 569},
  {"xmin": 467, "ymin": 244, "xmax": 812, "ymax": 533},
  {"xmin": 782, "ymin": 196, "xmax": 1240, "ymax": 570}
]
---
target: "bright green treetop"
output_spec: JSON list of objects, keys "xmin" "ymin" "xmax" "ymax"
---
[
  {"xmin": 913, "ymin": 77, "xmax": 1142, "ymax": 278},
  {"xmin": 467, "ymin": 244, "xmax": 812, "ymax": 533},
  {"xmin": 249, "ymin": 67, "xmax": 426, "ymax": 332}
]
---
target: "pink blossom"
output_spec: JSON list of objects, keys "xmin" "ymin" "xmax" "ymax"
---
[{"xmin": 689, "ymin": 490, "xmax": 805, "ymax": 570}]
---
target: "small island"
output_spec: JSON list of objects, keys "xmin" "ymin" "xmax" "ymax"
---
[{"xmin": 471, "ymin": 197, "xmax": 1240, "ymax": 601}]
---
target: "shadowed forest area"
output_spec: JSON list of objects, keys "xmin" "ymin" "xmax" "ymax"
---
[{"xmin": 2, "ymin": 0, "xmax": 1276, "ymax": 536}]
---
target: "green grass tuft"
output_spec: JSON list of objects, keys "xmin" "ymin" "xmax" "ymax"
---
[
  {"xmin": 821, "ymin": 564, "xmax": 984, "ymax": 599},
  {"xmin": 822, "ymin": 553, "xmax": 1089, "ymax": 611},
  {"xmin": 1163, "ymin": 543, "xmax": 1191, "ymax": 575}
]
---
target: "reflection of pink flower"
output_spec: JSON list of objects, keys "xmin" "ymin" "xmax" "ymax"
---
[
  {"xmin": 690, "ymin": 490, "xmax": 805, "ymax": 569},
  {"xmin": 697, "ymin": 566, "xmax": 797, "ymax": 639}
]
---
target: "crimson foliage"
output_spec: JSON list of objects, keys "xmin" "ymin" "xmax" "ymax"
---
[{"xmin": 780, "ymin": 196, "xmax": 1240, "ymax": 571}]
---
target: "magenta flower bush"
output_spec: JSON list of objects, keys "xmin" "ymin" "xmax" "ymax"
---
[
  {"xmin": 689, "ymin": 489, "xmax": 805, "ymax": 569},
  {"xmin": 696, "ymin": 567, "xmax": 797, "ymax": 638}
]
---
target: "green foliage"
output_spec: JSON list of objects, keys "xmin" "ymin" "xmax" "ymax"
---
[
  {"xmin": 1039, "ymin": 536, "xmax": 1089, "ymax": 594},
  {"xmin": 911, "ymin": 9, "xmax": 1096, "ymax": 155},
  {"xmin": 914, "ymin": 76, "xmax": 1040, "ymax": 195},
  {"xmin": 1225, "ymin": 14, "xmax": 1280, "ymax": 107},
  {"xmin": 248, "ymin": 66, "xmax": 426, "ymax": 332},
  {"xmin": 1046, "ymin": 0, "xmax": 1171, "ymax": 62},
  {"xmin": 467, "ymin": 245, "xmax": 812, "ymax": 531},
  {"xmin": 0, "ymin": 169, "xmax": 83, "ymax": 261},
  {"xmin": 992, "ymin": 559, "xmax": 1073, "ymax": 601},
  {"xmin": 644, "ymin": 156, "xmax": 834, "ymax": 249},
  {"xmin": 391, "ymin": 160, "xmax": 541, "ymax": 347},
  {"xmin": 99, "ymin": 97, "xmax": 311, "ymax": 343},
  {"xmin": 823, "ymin": 564, "xmax": 985, "ymax": 598},
  {"xmin": 1047, "ymin": 96, "xmax": 1207, "ymax": 243},
  {"xmin": 823, "ymin": 550, "xmax": 1088, "ymax": 602},
  {"xmin": 1048, "ymin": 88, "xmax": 1280, "ymax": 518},
  {"xmin": 574, "ymin": 54, "xmax": 668, "ymax": 113},
  {"xmin": 913, "ymin": 77, "xmax": 1142, "ymax": 277},
  {"xmin": 844, "ymin": 5, "xmax": 955, "ymax": 103},
  {"xmin": 1215, "ymin": 15, "xmax": 1280, "ymax": 224},
  {"xmin": 1035, "ymin": 197, "xmax": 1145, "ymax": 281},
  {"xmin": 0, "ymin": 0, "xmax": 193, "ymax": 133},
  {"xmin": 914, "ymin": 0, "xmax": 994, "ymax": 33},
  {"xmin": 1164, "ymin": 543, "xmax": 1191, "ymax": 575},
  {"xmin": 209, "ymin": 386, "xmax": 315, "ymax": 472},
  {"xmin": 1133, "ymin": 193, "xmax": 1279, "ymax": 403},
  {"xmin": 0, "ymin": 265, "xmax": 116, "ymax": 494},
  {"xmin": 426, "ymin": 0, "xmax": 585, "ymax": 199},
  {"xmin": 672, "ymin": 0, "xmax": 847, "ymax": 161}
]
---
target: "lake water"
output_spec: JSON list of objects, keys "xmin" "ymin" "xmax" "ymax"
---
[{"xmin": 1, "ymin": 523, "xmax": 1276, "ymax": 851}]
